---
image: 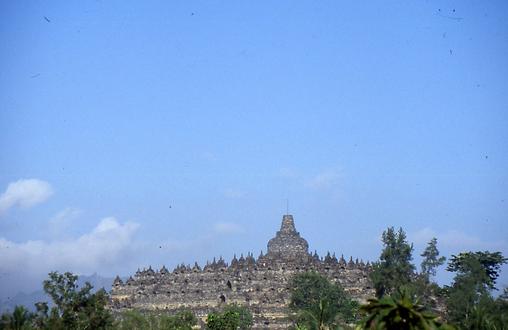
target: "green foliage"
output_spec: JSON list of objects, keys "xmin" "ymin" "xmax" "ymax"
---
[
  {"xmin": 31, "ymin": 302, "xmax": 48, "ymax": 329},
  {"xmin": 205, "ymin": 304, "xmax": 253, "ymax": 330},
  {"xmin": 161, "ymin": 309, "xmax": 197, "ymax": 329},
  {"xmin": 115, "ymin": 310, "xmax": 149, "ymax": 330},
  {"xmin": 115, "ymin": 309, "xmax": 197, "ymax": 330},
  {"xmin": 289, "ymin": 271, "xmax": 359, "ymax": 329},
  {"xmin": 410, "ymin": 238, "xmax": 446, "ymax": 312},
  {"xmin": 446, "ymin": 251, "xmax": 507, "ymax": 291},
  {"xmin": 357, "ymin": 290, "xmax": 451, "ymax": 330},
  {"xmin": 421, "ymin": 238, "xmax": 446, "ymax": 280},
  {"xmin": 0, "ymin": 305, "xmax": 33, "ymax": 330},
  {"xmin": 445, "ymin": 251, "xmax": 507, "ymax": 329},
  {"xmin": 370, "ymin": 227, "xmax": 415, "ymax": 298},
  {"xmin": 402, "ymin": 274, "xmax": 444, "ymax": 314},
  {"xmin": 117, "ymin": 310, "xmax": 142, "ymax": 330},
  {"xmin": 447, "ymin": 294, "xmax": 508, "ymax": 330},
  {"xmin": 1, "ymin": 272, "xmax": 116, "ymax": 330},
  {"xmin": 39, "ymin": 271, "xmax": 114, "ymax": 329},
  {"xmin": 489, "ymin": 289, "xmax": 508, "ymax": 329}
]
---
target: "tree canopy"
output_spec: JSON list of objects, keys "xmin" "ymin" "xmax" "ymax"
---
[
  {"xmin": 370, "ymin": 227, "xmax": 415, "ymax": 297},
  {"xmin": 289, "ymin": 271, "xmax": 358, "ymax": 329},
  {"xmin": 29, "ymin": 271, "xmax": 112, "ymax": 329},
  {"xmin": 445, "ymin": 251, "xmax": 507, "ymax": 328},
  {"xmin": 115, "ymin": 309, "xmax": 197, "ymax": 330},
  {"xmin": 446, "ymin": 251, "xmax": 507, "ymax": 291},
  {"xmin": 357, "ymin": 290, "xmax": 450, "ymax": 330},
  {"xmin": 420, "ymin": 238, "xmax": 446, "ymax": 280},
  {"xmin": 206, "ymin": 304, "xmax": 253, "ymax": 330}
]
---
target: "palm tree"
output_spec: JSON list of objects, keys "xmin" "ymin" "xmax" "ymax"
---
[
  {"xmin": 356, "ymin": 291, "xmax": 451, "ymax": 330},
  {"xmin": 295, "ymin": 299, "xmax": 329, "ymax": 330}
]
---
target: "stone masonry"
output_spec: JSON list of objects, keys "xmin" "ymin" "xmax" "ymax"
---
[{"xmin": 110, "ymin": 215, "xmax": 374, "ymax": 328}]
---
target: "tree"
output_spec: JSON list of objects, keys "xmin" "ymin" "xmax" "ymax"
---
[
  {"xmin": 0, "ymin": 305, "xmax": 33, "ymax": 330},
  {"xmin": 489, "ymin": 288, "xmax": 508, "ymax": 328},
  {"xmin": 420, "ymin": 238, "xmax": 446, "ymax": 280},
  {"xmin": 114, "ymin": 310, "xmax": 149, "ymax": 330},
  {"xmin": 289, "ymin": 271, "xmax": 358, "ymax": 329},
  {"xmin": 206, "ymin": 304, "xmax": 253, "ymax": 330},
  {"xmin": 40, "ymin": 271, "xmax": 114, "ymax": 329},
  {"xmin": 446, "ymin": 251, "xmax": 506, "ymax": 291},
  {"xmin": 370, "ymin": 227, "xmax": 415, "ymax": 297},
  {"xmin": 161, "ymin": 309, "xmax": 198, "ymax": 330},
  {"xmin": 445, "ymin": 251, "xmax": 507, "ymax": 328},
  {"xmin": 116, "ymin": 309, "xmax": 197, "ymax": 330},
  {"xmin": 407, "ymin": 238, "xmax": 447, "ymax": 312},
  {"xmin": 357, "ymin": 290, "xmax": 451, "ymax": 330}
]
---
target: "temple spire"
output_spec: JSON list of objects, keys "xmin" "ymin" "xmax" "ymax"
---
[{"xmin": 280, "ymin": 214, "xmax": 297, "ymax": 234}]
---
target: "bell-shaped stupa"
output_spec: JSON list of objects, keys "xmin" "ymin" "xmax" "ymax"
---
[{"xmin": 266, "ymin": 214, "xmax": 309, "ymax": 260}]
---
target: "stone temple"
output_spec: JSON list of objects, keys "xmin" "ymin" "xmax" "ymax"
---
[{"xmin": 110, "ymin": 215, "xmax": 374, "ymax": 328}]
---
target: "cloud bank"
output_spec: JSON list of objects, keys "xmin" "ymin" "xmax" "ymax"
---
[
  {"xmin": 0, "ymin": 179, "xmax": 53, "ymax": 215},
  {"xmin": 47, "ymin": 207, "xmax": 82, "ymax": 237},
  {"xmin": 0, "ymin": 217, "xmax": 139, "ymax": 296}
]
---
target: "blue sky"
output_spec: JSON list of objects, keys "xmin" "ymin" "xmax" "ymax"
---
[{"xmin": 1, "ymin": 0, "xmax": 507, "ymax": 298}]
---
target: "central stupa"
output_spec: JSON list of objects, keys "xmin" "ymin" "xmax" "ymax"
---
[{"xmin": 266, "ymin": 215, "xmax": 310, "ymax": 260}]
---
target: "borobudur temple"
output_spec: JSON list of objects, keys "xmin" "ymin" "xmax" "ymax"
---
[{"xmin": 110, "ymin": 214, "xmax": 374, "ymax": 328}]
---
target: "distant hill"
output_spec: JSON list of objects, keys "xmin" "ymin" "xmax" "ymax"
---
[{"xmin": 0, "ymin": 273, "xmax": 117, "ymax": 313}]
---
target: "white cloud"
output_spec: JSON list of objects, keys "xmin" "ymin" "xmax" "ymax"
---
[
  {"xmin": 411, "ymin": 227, "xmax": 507, "ymax": 252},
  {"xmin": 48, "ymin": 208, "xmax": 82, "ymax": 237},
  {"xmin": 223, "ymin": 188, "xmax": 246, "ymax": 199},
  {"xmin": 411, "ymin": 227, "xmax": 437, "ymax": 245},
  {"xmin": 0, "ymin": 217, "xmax": 139, "ymax": 278},
  {"xmin": 213, "ymin": 222, "xmax": 245, "ymax": 234},
  {"xmin": 305, "ymin": 170, "xmax": 342, "ymax": 190},
  {"xmin": 0, "ymin": 179, "xmax": 53, "ymax": 215}
]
